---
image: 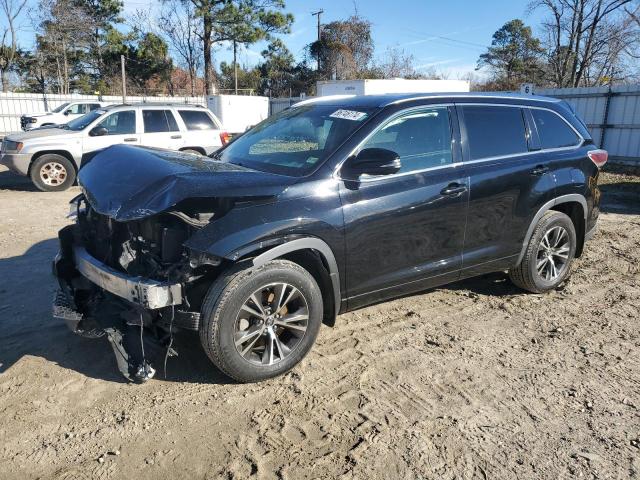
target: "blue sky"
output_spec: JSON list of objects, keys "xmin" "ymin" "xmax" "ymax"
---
[
  {"xmin": 12, "ymin": 0, "xmax": 545, "ymax": 79},
  {"xmin": 258, "ymin": 0, "xmax": 545, "ymax": 78}
]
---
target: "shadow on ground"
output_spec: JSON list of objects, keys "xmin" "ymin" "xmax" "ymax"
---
[
  {"xmin": 599, "ymin": 182, "xmax": 640, "ymax": 215},
  {"xmin": 0, "ymin": 169, "xmax": 39, "ymax": 192}
]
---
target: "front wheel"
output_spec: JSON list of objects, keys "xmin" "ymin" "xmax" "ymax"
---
[
  {"xmin": 509, "ymin": 210, "xmax": 577, "ymax": 293},
  {"xmin": 200, "ymin": 260, "xmax": 323, "ymax": 382},
  {"xmin": 30, "ymin": 154, "xmax": 76, "ymax": 192}
]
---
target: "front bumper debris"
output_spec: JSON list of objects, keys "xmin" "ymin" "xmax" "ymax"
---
[
  {"xmin": 52, "ymin": 224, "xmax": 188, "ymax": 383},
  {"xmin": 52, "ymin": 287, "xmax": 83, "ymax": 333},
  {"xmin": 73, "ymin": 246, "xmax": 182, "ymax": 309}
]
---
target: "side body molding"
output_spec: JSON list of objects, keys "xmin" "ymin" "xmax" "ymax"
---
[
  {"xmin": 252, "ymin": 237, "xmax": 342, "ymax": 317},
  {"xmin": 516, "ymin": 193, "xmax": 588, "ymax": 265}
]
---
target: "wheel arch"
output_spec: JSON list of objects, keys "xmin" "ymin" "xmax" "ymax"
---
[
  {"xmin": 180, "ymin": 146, "xmax": 206, "ymax": 155},
  {"xmin": 28, "ymin": 150, "xmax": 78, "ymax": 176},
  {"xmin": 516, "ymin": 194, "xmax": 587, "ymax": 266},
  {"xmin": 250, "ymin": 238, "xmax": 342, "ymax": 323}
]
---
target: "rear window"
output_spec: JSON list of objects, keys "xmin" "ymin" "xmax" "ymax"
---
[
  {"xmin": 178, "ymin": 110, "xmax": 218, "ymax": 130},
  {"xmin": 143, "ymin": 110, "xmax": 179, "ymax": 133},
  {"xmin": 531, "ymin": 109, "xmax": 580, "ymax": 149},
  {"xmin": 462, "ymin": 106, "xmax": 528, "ymax": 160}
]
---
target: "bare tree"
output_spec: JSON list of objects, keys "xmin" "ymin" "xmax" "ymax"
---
[
  {"xmin": 159, "ymin": 0, "xmax": 203, "ymax": 96},
  {"xmin": 531, "ymin": 0, "xmax": 637, "ymax": 87},
  {"xmin": 311, "ymin": 14, "xmax": 374, "ymax": 80},
  {"xmin": 33, "ymin": 0, "xmax": 96, "ymax": 93},
  {"xmin": 0, "ymin": 0, "xmax": 28, "ymax": 91},
  {"xmin": 373, "ymin": 47, "xmax": 416, "ymax": 78}
]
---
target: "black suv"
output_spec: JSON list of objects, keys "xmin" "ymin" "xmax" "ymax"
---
[{"xmin": 53, "ymin": 93, "xmax": 607, "ymax": 383}]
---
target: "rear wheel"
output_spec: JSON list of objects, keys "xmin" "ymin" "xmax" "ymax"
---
[
  {"xmin": 30, "ymin": 154, "xmax": 76, "ymax": 192},
  {"xmin": 200, "ymin": 260, "xmax": 323, "ymax": 382},
  {"xmin": 509, "ymin": 210, "xmax": 576, "ymax": 293}
]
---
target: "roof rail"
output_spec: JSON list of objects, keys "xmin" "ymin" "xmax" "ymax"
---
[{"xmin": 108, "ymin": 102, "xmax": 206, "ymax": 108}]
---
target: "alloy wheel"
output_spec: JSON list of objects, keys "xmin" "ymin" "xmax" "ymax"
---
[
  {"xmin": 234, "ymin": 282, "xmax": 309, "ymax": 366},
  {"xmin": 536, "ymin": 225, "xmax": 571, "ymax": 281},
  {"xmin": 39, "ymin": 162, "xmax": 67, "ymax": 186}
]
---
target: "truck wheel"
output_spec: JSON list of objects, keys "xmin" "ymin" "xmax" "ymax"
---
[
  {"xmin": 30, "ymin": 154, "xmax": 76, "ymax": 192},
  {"xmin": 509, "ymin": 210, "xmax": 576, "ymax": 293},
  {"xmin": 200, "ymin": 260, "xmax": 323, "ymax": 383}
]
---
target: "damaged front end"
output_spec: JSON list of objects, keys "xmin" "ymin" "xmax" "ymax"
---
[
  {"xmin": 53, "ymin": 194, "xmax": 228, "ymax": 382},
  {"xmin": 52, "ymin": 145, "xmax": 294, "ymax": 382}
]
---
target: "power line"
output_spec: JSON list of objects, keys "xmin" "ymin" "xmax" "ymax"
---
[{"xmin": 402, "ymin": 29, "xmax": 488, "ymax": 51}]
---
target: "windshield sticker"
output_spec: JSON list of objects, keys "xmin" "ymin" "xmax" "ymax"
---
[{"xmin": 329, "ymin": 109, "xmax": 368, "ymax": 121}]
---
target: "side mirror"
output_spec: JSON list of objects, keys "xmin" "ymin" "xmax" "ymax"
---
[
  {"xmin": 64, "ymin": 109, "xmax": 71, "ymax": 116},
  {"xmin": 346, "ymin": 148, "xmax": 402, "ymax": 177},
  {"xmin": 89, "ymin": 126, "xmax": 108, "ymax": 137}
]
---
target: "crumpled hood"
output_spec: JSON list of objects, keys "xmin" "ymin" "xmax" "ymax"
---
[{"xmin": 78, "ymin": 145, "xmax": 296, "ymax": 221}]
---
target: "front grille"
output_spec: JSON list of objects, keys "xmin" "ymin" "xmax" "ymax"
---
[
  {"xmin": 77, "ymin": 205, "xmax": 190, "ymax": 279},
  {"xmin": 80, "ymin": 209, "xmax": 129, "ymax": 268}
]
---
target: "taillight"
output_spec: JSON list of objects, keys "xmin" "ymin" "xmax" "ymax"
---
[
  {"xmin": 587, "ymin": 149, "xmax": 608, "ymax": 168},
  {"xmin": 219, "ymin": 132, "xmax": 231, "ymax": 145}
]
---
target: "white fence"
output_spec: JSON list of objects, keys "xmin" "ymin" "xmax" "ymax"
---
[
  {"xmin": 0, "ymin": 92, "xmax": 206, "ymax": 136},
  {"xmin": 269, "ymin": 96, "xmax": 314, "ymax": 115},
  {"xmin": 4, "ymin": 87, "xmax": 639, "ymax": 164},
  {"xmin": 537, "ymin": 84, "xmax": 640, "ymax": 164}
]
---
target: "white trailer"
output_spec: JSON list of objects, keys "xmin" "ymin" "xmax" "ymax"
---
[
  {"xmin": 316, "ymin": 79, "xmax": 470, "ymax": 97},
  {"xmin": 207, "ymin": 94, "xmax": 269, "ymax": 133}
]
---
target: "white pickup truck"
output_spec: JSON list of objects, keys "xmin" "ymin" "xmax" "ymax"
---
[{"xmin": 20, "ymin": 101, "xmax": 110, "ymax": 130}]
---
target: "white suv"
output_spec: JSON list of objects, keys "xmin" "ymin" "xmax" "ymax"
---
[
  {"xmin": 20, "ymin": 101, "xmax": 109, "ymax": 130},
  {"xmin": 2, "ymin": 103, "xmax": 227, "ymax": 191}
]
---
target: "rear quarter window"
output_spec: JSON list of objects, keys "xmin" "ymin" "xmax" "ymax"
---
[
  {"xmin": 462, "ymin": 105, "xmax": 528, "ymax": 160},
  {"xmin": 531, "ymin": 109, "xmax": 581, "ymax": 149},
  {"xmin": 178, "ymin": 110, "xmax": 218, "ymax": 130},
  {"xmin": 143, "ymin": 110, "xmax": 179, "ymax": 133}
]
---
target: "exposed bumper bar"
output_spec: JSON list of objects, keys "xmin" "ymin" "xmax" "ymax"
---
[{"xmin": 73, "ymin": 246, "xmax": 182, "ymax": 309}]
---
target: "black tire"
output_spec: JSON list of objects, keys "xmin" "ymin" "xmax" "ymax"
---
[
  {"xmin": 30, "ymin": 154, "xmax": 76, "ymax": 192},
  {"xmin": 199, "ymin": 260, "xmax": 323, "ymax": 383},
  {"xmin": 509, "ymin": 210, "xmax": 577, "ymax": 293}
]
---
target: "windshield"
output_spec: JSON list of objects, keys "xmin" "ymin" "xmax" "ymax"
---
[
  {"xmin": 65, "ymin": 109, "xmax": 107, "ymax": 131},
  {"xmin": 52, "ymin": 102, "xmax": 70, "ymax": 113},
  {"xmin": 215, "ymin": 104, "xmax": 376, "ymax": 176}
]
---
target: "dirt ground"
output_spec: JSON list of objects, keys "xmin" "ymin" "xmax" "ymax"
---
[{"xmin": 0, "ymin": 165, "xmax": 638, "ymax": 480}]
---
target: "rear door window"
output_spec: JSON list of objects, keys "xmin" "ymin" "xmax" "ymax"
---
[
  {"xmin": 531, "ymin": 109, "xmax": 580, "ymax": 149},
  {"xmin": 462, "ymin": 106, "xmax": 528, "ymax": 160},
  {"xmin": 143, "ymin": 110, "xmax": 180, "ymax": 133},
  {"xmin": 178, "ymin": 110, "xmax": 218, "ymax": 130}
]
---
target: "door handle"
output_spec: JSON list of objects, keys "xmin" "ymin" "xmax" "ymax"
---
[
  {"xmin": 124, "ymin": 138, "xmax": 137, "ymax": 142},
  {"xmin": 171, "ymin": 135, "xmax": 182, "ymax": 139},
  {"xmin": 440, "ymin": 183, "xmax": 467, "ymax": 197},
  {"xmin": 531, "ymin": 165, "xmax": 549, "ymax": 175}
]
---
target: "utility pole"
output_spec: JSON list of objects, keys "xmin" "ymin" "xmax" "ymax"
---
[
  {"xmin": 311, "ymin": 9, "xmax": 323, "ymax": 71},
  {"xmin": 120, "ymin": 55, "xmax": 127, "ymax": 103},
  {"xmin": 233, "ymin": 40, "xmax": 238, "ymax": 95}
]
